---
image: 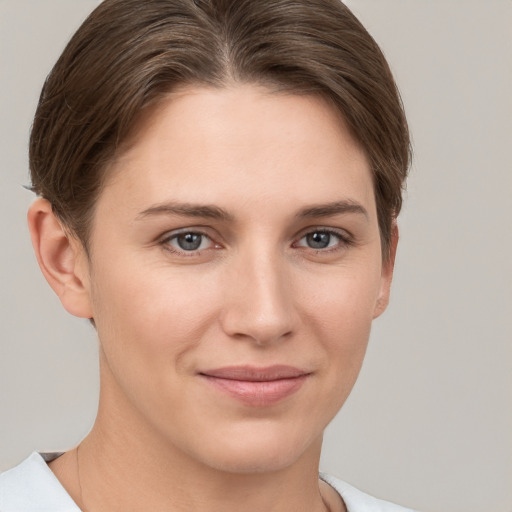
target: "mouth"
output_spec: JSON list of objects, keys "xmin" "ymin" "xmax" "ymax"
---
[{"xmin": 199, "ymin": 365, "xmax": 311, "ymax": 406}]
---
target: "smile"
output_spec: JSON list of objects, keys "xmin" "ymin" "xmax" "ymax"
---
[{"xmin": 199, "ymin": 365, "xmax": 311, "ymax": 406}]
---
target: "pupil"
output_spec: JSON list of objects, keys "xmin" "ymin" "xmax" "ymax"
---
[
  {"xmin": 178, "ymin": 233, "xmax": 202, "ymax": 251},
  {"xmin": 307, "ymin": 232, "xmax": 330, "ymax": 249}
]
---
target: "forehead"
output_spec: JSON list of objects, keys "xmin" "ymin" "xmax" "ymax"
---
[{"xmin": 101, "ymin": 84, "xmax": 376, "ymax": 221}]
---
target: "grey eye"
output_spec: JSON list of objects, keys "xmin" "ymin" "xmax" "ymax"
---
[
  {"xmin": 306, "ymin": 232, "xmax": 332, "ymax": 249},
  {"xmin": 295, "ymin": 230, "xmax": 344, "ymax": 251},
  {"xmin": 174, "ymin": 233, "xmax": 206, "ymax": 251}
]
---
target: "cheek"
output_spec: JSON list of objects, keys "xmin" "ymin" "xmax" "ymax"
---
[
  {"xmin": 299, "ymin": 261, "xmax": 382, "ymax": 392},
  {"xmin": 301, "ymin": 257, "xmax": 383, "ymax": 333},
  {"xmin": 89, "ymin": 260, "xmax": 222, "ymax": 378}
]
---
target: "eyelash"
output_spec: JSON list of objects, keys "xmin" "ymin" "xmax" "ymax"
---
[
  {"xmin": 160, "ymin": 229, "xmax": 218, "ymax": 257},
  {"xmin": 159, "ymin": 227, "xmax": 354, "ymax": 257},
  {"xmin": 293, "ymin": 228, "xmax": 354, "ymax": 254}
]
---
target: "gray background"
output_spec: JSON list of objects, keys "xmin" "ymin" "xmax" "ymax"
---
[{"xmin": 1, "ymin": 1, "xmax": 511, "ymax": 511}]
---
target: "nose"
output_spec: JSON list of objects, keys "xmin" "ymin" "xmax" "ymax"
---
[{"xmin": 219, "ymin": 248, "xmax": 295, "ymax": 346}]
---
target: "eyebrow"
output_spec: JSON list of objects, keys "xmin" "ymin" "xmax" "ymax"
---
[
  {"xmin": 136, "ymin": 199, "xmax": 368, "ymax": 222},
  {"xmin": 296, "ymin": 200, "xmax": 369, "ymax": 220},
  {"xmin": 136, "ymin": 202, "xmax": 234, "ymax": 222}
]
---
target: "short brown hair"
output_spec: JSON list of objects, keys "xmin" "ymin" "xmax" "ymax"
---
[{"xmin": 29, "ymin": 0, "xmax": 410, "ymax": 259}]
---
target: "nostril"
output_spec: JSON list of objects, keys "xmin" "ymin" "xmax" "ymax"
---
[{"xmin": 220, "ymin": 309, "xmax": 295, "ymax": 345}]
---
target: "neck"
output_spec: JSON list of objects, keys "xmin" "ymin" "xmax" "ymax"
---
[{"xmin": 75, "ymin": 421, "xmax": 328, "ymax": 512}]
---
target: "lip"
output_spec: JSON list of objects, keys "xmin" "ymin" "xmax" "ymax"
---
[{"xmin": 199, "ymin": 365, "xmax": 311, "ymax": 406}]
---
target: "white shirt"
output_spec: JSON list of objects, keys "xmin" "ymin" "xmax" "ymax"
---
[{"xmin": 0, "ymin": 452, "xmax": 417, "ymax": 512}]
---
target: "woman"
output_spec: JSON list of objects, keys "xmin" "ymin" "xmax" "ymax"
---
[{"xmin": 0, "ymin": 0, "xmax": 413, "ymax": 510}]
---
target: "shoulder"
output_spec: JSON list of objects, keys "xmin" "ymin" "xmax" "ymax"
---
[
  {"xmin": 320, "ymin": 473, "xmax": 419, "ymax": 512},
  {"xmin": 0, "ymin": 452, "xmax": 80, "ymax": 512}
]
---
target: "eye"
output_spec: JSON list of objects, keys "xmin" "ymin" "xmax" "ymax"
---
[
  {"xmin": 295, "ymin": 229, "xmax": 349, "ymax": 251},
  {"xmin": 163, "ymin": 231, "xmax": 214, "ymax": 253}
]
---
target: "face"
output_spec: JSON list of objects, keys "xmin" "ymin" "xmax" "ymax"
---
[{"xmin": 76, "ymin": 84, "xmax": 394, "ymax": 474}]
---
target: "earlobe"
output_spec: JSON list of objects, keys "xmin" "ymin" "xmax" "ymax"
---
[
  {"xmin": 27, "ymin": 198, "xmax": 93, "ymax": 319},
  {"xmin": 373, "ymin": 222, "xmax": 399, "ymax": 319}
]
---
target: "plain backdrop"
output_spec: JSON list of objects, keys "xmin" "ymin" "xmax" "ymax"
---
[{"xmin": 1, "ymin": 1, "xmax": 511, "ymax": 511}]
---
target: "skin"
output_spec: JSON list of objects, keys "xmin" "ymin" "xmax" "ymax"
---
[{"xmin": 28, "ymin": 84, "xmax": 397, "ymax": 512}]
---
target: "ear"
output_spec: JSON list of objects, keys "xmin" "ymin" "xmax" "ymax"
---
[
  {"xmin": 27, "ymin": 198, "xmax": 93, "ymax": 319},
  {"xmin": 373, "ymin": 222, "xmax": 399, "ymax": 319}
]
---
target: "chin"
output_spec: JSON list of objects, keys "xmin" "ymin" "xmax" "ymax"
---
[
  {"xmin": 184, "ymin": 422, "xmax": 323, "ymax": 475},
  {"xmin": 211, "ymin": 450, "xmax": 298, "ymax": 475}
]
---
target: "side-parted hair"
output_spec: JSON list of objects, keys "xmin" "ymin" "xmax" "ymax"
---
[{"xmin": 29, "ymin": 0, "xmax": 410, "ymax": 260}]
